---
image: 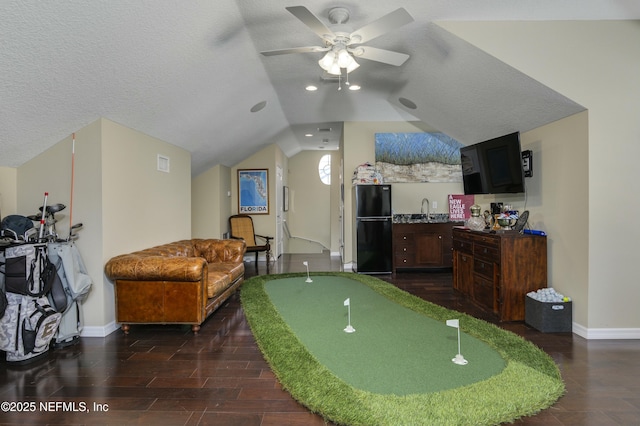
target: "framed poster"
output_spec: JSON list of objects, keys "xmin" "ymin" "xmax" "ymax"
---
[{"xmin": 238, "ymin": 169, "xmax": 269, "ymax": 214}]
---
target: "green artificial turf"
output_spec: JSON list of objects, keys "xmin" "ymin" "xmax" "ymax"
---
[
  {"xmin": 241, "ymin": 272, "xmax": 565, "ymax": 425},
  {"xmin": 264, "ymin": 275, "xmax": 505, "ymax": 395}
]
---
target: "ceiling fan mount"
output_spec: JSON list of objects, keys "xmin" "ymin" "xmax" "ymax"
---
[
  {"xmin": 327, "ymin": 7, "xmax": 350, "ymax": 25},
  {"xmin": 260, "ymin": 6, "xmax": 414, "ymax": 74}
]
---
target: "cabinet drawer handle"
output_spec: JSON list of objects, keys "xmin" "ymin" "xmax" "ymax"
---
[
  {"xmin": 403, "ymin": 259, "xmax": 407, "ymax": 263},
  {"xmin": 403, "ymin": 236, "xmax": 407, "ymax": 240},
  {"xmin": 403, "ymin": 248, "xmax": 407, "ymax": 252}
]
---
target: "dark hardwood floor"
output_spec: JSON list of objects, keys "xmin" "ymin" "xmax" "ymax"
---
[{"xmin": 2, "ymin": 252, "xmax": 640, "ymax": 425}]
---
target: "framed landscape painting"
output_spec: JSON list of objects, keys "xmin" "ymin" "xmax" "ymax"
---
[
  {"xmin": 375, "ymin": 132, "xmax": 464, "ymax": 183},
  {"xmin": 238, "ymin": 169, "xmax": 269, "ymax": 214}
]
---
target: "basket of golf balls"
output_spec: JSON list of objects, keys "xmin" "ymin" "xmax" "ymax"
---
[{"xmin": 527, "ymin": 287, "xmax": 571, "ymax": 303}]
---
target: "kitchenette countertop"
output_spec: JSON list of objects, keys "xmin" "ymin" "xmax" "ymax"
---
[{"xmin": 392, "ymin": 213, "xmax": 454, "ymax": 224}]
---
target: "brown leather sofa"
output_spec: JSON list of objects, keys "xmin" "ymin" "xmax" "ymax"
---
[{"xmin": 104, "ymin": 238, "xmax": 246, "ymax": 334}]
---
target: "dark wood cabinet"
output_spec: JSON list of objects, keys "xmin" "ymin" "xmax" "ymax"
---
[
  {"xmin": 392, "ymin": 223, "xmax": 457, "ymax": 272},
  {"xmin": 452, "ymin": 228, "xmax": 547, "ymax": 321}
]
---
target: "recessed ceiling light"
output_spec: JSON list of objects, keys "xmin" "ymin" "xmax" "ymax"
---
[
  {"xmin": 305, "ymin": 85, "xmax": 318, "ymax": 91},
  {"xmin": 348, "ymin": 84, "xmax": 361, "ymax": 91},
  {"xmin": 398, "ymin": 97, "xmax": 417, "ymax": 109},
  {"xmin": 305, "ymin": 133, "xmax": 313, "ymax": 137},
  {"xmin": 250, "ymin": 101, "xmax": 267, "ymax": 112}
]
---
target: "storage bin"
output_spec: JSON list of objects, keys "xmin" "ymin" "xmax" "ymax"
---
[{"xmin": 525, "ymin": 296, "xmax": 572, "ymax": 333}]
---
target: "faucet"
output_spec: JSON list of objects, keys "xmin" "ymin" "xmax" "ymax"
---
[{"xmin": 421, "ymin": 198, "xmax": 430, "ymax": 216}]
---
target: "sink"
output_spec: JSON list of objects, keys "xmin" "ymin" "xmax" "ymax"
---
[{"xmin": 393, "ymin": 213, "xmax": 449, "ymax": 223}]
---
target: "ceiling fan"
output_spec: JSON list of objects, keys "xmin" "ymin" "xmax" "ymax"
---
[{"xmin": 260, "ymin": 6, "xmax": 414, "ymax": 75}]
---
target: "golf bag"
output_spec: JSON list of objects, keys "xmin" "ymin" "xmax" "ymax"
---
[
  {"xmin": 0, "ymin": 292, "xmax": 61, "ymax": 363},
  {"xmin": 1, "ymin": 214, "xmax": 37, "ymax": 242},
  {"xmin": 0, "ymin": 243, "xmax": 61, "ymax": 364},
  {"xmin": 47, "ymin": 242, "xmax": 92, "ymax": 347},
  {"xmin": 1, "ymin": 252, "xmax": 7, "ymax": 319},
  {"xmin": 0, "ymin": 287, "xmax": 6, "ymax": 319}
]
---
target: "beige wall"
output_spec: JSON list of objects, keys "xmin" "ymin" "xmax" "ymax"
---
[
  {"xmin": 18, "ymin": 120, "xmax": 105, "ymax": 330},
  {"xmin": 287, "ymin": 150, "xmax": 334, "ymax": 252},
  {"xmin": 101, "ymin": 118, "xmax": 192, "ymax": 252},
  {"xmin": 521, "ymin": 112, "xmax": 589, "ymax": 325},
  {"xmin": 440, "ymin": 20, "xmax": 640, "ymax": 335},
  {"xmin": 342, "ymin": 121, "xmax": 467, "ymax": 266},
  {"xmin": 230, "ymin": 143, "xmax": 287, "ymax": 258},
  {"xmin": 17, "ymin": 118, "xmax": 191, "ymax": 334},
  {"xmin": 101, "ymin": 118, "xmax": 192, "ymax": 331},
  {"xmin": 0, "ymin": 166, "xmax": 17, "ymax": 217},
  {"xmin": 192, "ymin": 164, "xmax": 232, "ymax": 239},
  {"xmin": 339, "ymin": 114, "xmax": 592, "ymax": 328}
]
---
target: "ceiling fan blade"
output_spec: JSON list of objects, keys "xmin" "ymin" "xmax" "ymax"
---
[
  {"xmin": 285, "ymin": 6, "xmax": 334, "ymax": 41},
  {"xmin": 355, "ymin": 46, "xmax": 410, "ymax": 66},
  {"xmin": 261, "ymin": 46, "xmax": 328, "ymax": 56},
  {"xmin": 350, "ymin": 8, "xmax": 414, "ymax": 44}
]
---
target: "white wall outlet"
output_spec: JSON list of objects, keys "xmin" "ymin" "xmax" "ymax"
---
[{"xmin": 432, "ymin": 201, "xmax": 438, "ymax": 211}]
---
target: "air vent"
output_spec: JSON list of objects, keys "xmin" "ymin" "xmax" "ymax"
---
[
  {"xmin": 317, "ymin": 127, "xmax": 332, "ymax": 133},
  {"xmin": 157, "ymin": 154, "xmax": 170, "ymax": 173}
]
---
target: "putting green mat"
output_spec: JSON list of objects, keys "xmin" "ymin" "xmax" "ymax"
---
[
  {"xmin": 241, "ymin": 272, "xmax": 565, "ymax": 425},
  {"xmin": 264, "ymin": 275, "xmax": 505, "ymax": 395}
]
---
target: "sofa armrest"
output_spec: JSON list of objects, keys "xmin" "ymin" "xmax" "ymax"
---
[
  {"xmin": 105, "ymin": 254, "xmax": 207, "ymax": 282},
  {"xmin": 193, "ymin": 239, "xmax": 246, "ymax": 264}
]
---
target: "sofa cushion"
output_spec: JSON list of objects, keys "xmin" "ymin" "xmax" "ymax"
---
[
  {"xmin": 206, "ymin": 269, "xmax": 231, "ymax": 298},
  {"xmin": 209, "ymin": 262, "xmax": 245, "ymax": 284}
]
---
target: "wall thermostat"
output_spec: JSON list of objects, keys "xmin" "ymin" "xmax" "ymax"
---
[{"xmin": 522, "ymin": 150, "xmax": 533, "ymax": 177}]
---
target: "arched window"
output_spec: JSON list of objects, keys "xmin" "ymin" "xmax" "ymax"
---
[{"xmin": 318, "ymin": 154, "xmax": 331, "ymax": 185}]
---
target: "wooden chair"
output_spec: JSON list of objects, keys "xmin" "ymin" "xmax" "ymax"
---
[{"xmin": 229, "ymin": 214, "xmax": 272, "ymax": 272}]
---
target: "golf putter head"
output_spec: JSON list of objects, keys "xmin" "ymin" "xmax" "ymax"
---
[
  {"xmin": 24, "ymin": 227, "xmax": 38, "ymax": 242},
  {"xmin": 67, "ymin": 222, "xmax": 83, "ymax": 241}
]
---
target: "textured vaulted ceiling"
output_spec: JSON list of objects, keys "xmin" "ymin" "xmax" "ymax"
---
[{"xmin": 2, "ymin": 1, "xmax": 639, "ymax": 176}]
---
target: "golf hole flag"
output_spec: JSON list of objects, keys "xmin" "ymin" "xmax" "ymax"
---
[
  {"xmin": 446, "ymin": 318, "xmax": 468, "ymax": 365},
  {"xmin": 343, "ymin": 298, "xmax": 355, "ymax": 333}
]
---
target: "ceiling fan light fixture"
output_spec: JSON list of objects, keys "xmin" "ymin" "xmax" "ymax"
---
[
  {"xmin": 351, "ymin": 47, "xmax": 365, "ymax": 57},
  {"xmin": 345, "ymin": 58, "xmax": 359, "ymax": 73},
  {"xmin": 337, "ymin": 49, "xmax": 352, "ymax": 68},
  {"xmin": 327, "ymin": 61, "xmax": 342, "ymax": 75},
  {"xmin": 318, "ymin": 51, "xmax": 336, "ymax": 71}
]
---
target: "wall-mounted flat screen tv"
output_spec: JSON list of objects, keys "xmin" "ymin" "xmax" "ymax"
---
[{"xmin": 460, "ymin": 132, "xmax": 525, "ymax": 194}]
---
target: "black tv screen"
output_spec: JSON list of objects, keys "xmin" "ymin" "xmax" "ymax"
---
[{"xmin": 460, "ymin": 132, "xmax": 525, "ymax": 194}]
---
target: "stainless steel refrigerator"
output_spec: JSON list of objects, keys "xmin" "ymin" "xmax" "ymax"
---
[{"xmin": 352, "ymin": 184, "xmax": 392, "ymax": 274}]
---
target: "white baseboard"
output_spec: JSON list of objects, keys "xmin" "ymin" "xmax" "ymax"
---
[
  {"xmin": 572, "ymin": 322, "xmax": 640, "ymax": 339},
  {"xmin": 77, "ymin": 312, "xmax": 640, "ymax": 341},
  {"xmin": 80, "ymin": 321, "xmax": 119, "ymax": 338}
]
